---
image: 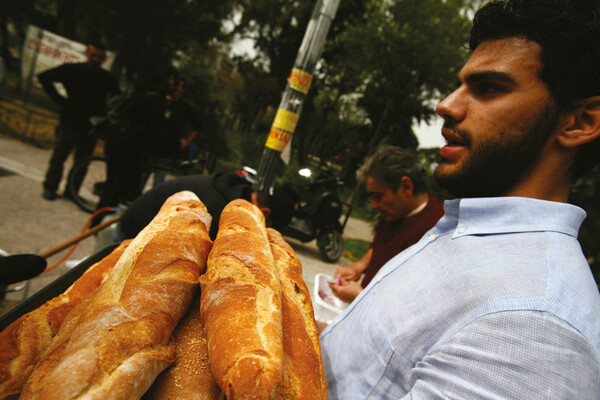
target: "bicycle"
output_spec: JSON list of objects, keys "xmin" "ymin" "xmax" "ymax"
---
[{"xmin": 66, "ymin": 149, "xmax": 218, "ymax": 213}]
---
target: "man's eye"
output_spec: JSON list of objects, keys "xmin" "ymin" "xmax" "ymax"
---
[{"xmin": 474, "ymin": 83, "xmax": 504, "ymax": 95}]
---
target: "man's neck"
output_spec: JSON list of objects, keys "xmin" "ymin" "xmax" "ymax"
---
[
  {"xmin": 502, "ymin": 134, "xmax": 576, "ymax": 203},
  {"xmin": 405, "ymin": 192, "xmax": 429, "ymax": 218}
]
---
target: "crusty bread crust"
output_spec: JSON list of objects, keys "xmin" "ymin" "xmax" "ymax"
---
[
  {"xmin": 20, "ymin": 191, "xmax": 213, "ymax": 400},
  {"xmin": 143, "ymin": 292, "xmax": 223, "ymax": 400},
  {"xmin": 200, "ymin": 199, "xmax": 283, "ymax": 400},
  {"xmin": 0, "ymin": 240, "xmax": 131, "ymax": 400},
  {"xmin": 267, "ymin": 228, "xmax": 328, "ymax": 399}
]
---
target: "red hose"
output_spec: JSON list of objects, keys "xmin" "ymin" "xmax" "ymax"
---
[{"xmin": 44, "ymin": 207, "xmax": 116, "ymax": 272}]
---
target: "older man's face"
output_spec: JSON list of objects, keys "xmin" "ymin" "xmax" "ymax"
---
[{"xmin": 366, "ymin": 177, "xmax": 413, "ymax": 222}]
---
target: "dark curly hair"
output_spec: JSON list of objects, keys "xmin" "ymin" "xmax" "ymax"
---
[{"xmin": 470, "ymin": 0, "xmax": 600, "ymax": 177}]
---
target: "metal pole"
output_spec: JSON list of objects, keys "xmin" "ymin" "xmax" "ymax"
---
[
  {"xmin": 253, "ymin": 0, "xmax": 342, "ymax": 196},
  {"xmin": 25, "ymin": 27, "xmax": 44, "ymax": 104}
]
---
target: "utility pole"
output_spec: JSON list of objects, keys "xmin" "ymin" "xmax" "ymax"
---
[{"xmin": 252, "ymin": 0, "xmax": 342, "ymax": 197}]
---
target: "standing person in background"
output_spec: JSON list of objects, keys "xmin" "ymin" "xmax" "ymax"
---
[
  {"xmin": 90, "ymin": 69, "xmax": 170, "ymax": 227},
  {"xmin": 91, "ymin": 67, "xmax": 203, "ymax": 227},
  {"xmin": 145, "ymin": 72, "xmax": 203, "ymax": 187},
  {"xmin": 329, "ymin": 145, "xmax": 443, "ymax": 303},
  {"xmin": 320, "ymin": 0, "xmax": 600, "ymax": 398},
  {"xmin": 166, "ymin": 75, "xmax": 203, "ymax": 161},
  {"xmin": 38, "ymin": 41, "xmax": 119, "ymax": 201}
]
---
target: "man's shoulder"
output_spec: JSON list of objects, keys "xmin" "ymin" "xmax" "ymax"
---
[
  {"xmin": 38, "ymin": 62, "xmax": 75, "ymax": 77},
  {"xmin": 59, "ymin": 62, "xmax": 87, "ymax": 72},
  {"xmin": 98, "ymin": 67, "xmax": 117, "ymax": 78}
]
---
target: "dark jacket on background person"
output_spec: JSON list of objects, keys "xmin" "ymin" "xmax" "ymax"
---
[
  {"xmin": 118, "ymin": 173, "xmax": 252, "ymax": 240},
  {"xmin": 38, "ymin": 62, "xmax": 119, "ymax": 195},
  {"xmin": 153, "ymin": 98, "xmax": 203, "ymax": 160},
  {"xmin": 38, "ymin": 62, "xmax": 119, "ymax": 130},
  {"xmin": 93, "ymin": 91, "xmax": 166, "ymax": 216}
]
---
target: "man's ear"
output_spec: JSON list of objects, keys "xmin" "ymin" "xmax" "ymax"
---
[
  {"xmin": 398, "ymin": 176, "xmax": 414, "ymax": 195},
  {"xmin": 558, "ymin": 96, "xmax": 600, "ymax": 148}
]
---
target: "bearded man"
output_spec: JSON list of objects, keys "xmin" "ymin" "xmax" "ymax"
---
[{"xmin": 319, "ymin": 1, "xmax": 600, "ymax": 398}]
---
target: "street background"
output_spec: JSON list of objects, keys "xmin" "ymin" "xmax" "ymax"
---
[{"xmin": 0, "ymin": 130, "xmax": 374, "ymax": 316}]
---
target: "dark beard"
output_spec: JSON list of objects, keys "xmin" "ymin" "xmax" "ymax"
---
[{"xmin": 434, "ymin": 103, "xmax": 559, "ymax": 198}]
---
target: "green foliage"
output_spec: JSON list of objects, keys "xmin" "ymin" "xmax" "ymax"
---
[
  {"xmin": 330, "ymin": 0, "xmax": 471, "ymax": 125},
  {"xmin": 230, "ymin": 0, "xmax": 315, "ymax": 85},
  {"xmin": 343, "ymin": 238, "xmax": 371, "ymax": 262},
  {"xmin": 297, "ymin": 0, "xmax": 472, "ymax": 180},
  {"xmin": 569, "ymin": 166, "xmax": 600, "ymax": 283}
]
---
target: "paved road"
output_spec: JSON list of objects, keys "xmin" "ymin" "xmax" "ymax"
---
[{"xmin": 0, "ymin": 132, "xmax": 374, "ymax": 317}]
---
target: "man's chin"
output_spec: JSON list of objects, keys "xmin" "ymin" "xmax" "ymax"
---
[
  {"xmin": 434, "ymin": 162, "xmax": 458, "ymax": 182},
  {"xmin": 380, "ymin": 213, "xmax": 401, "ymax": 223},
  {"xmin": 434, "ymin": 166, "xmax": 472, "ymax": 198}
]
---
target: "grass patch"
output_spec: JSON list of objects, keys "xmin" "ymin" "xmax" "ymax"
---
[{"xmin": 342, "ymin": 237, "xmax": 371, "ymax": 262}]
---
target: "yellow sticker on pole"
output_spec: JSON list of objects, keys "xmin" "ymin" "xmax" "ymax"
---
[
  {"xmin": 266, "ymin": 127, "xmax": 293, "ymax": 152},
  {"xmin": 272, "ymin": 108, "xmax": 300, "ymax": 133},
  {"xmin": 266, "ymin": 108, "xmax": 299, "ymax": 152},
  {"xmin": 288, "ymin": 68, "xmax": 313, "ymax": 95}
]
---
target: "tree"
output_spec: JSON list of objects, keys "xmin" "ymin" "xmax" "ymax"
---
[
  {"xmin": 228, "ymin": 0, "xmax": 316, "ymax": 90},
  {"xmin": 1, "ymin": 0, "xmax": 237, "ymax": 81},
  {"xmin": 220, "ymin": 0, "xmax": 321, "ymax": 170},
  {"xmin": 336, "ymin": 0, "xmax": 470, "ymax": 145},
  {"xmin": 222, "ymin": 0, "xmax": 473, "ymax": 181},
  {"xmin": 297, "ymin": 0, "xmax": 473, "ymax": 182}
]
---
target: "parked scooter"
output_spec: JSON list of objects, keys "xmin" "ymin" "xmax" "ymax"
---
[{"xmin": 240, "ymin": 167, "xmax": 352, "ymax": 263}]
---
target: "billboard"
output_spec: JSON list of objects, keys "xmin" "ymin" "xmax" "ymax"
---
[{"xmin": 21, "ymin": 25, "xmax": 116, "ymax": 93}]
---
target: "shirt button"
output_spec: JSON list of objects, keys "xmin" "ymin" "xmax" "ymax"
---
[
  {"xmin": 457, "ymin": 227, "xmax": 467, "ymax": 234},
  {"xmin": 428, "ymin": 233, "xmax": 437, "ymax": 241}
]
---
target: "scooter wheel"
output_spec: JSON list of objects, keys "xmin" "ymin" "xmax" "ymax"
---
[{"xmin": 317, "ymin": 226, "xmax": 343, "ymax": 263}]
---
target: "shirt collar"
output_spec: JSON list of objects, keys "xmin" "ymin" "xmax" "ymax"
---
[
  {"xmin": 405, "ymin": 198, "xmax": 428, "ymax": 218},
  {"xmin": 436, "ymin": 197, "xmax": 586, "ymax": 239}
]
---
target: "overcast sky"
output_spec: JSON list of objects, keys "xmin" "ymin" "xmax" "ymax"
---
[{"xmin": 415, "ymin": 117, "xmax": 445, "ymax": 149}]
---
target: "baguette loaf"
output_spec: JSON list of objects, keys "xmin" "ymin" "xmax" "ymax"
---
[
  {"xmin": 267, "ymin": 228, "xmax": 328, "ymax": 399},
  {"xmin": 0, "ymin": 240, "xmax": 131, "ymax": 400},
  {"xmin": 199, "ymin": 199, "xmax": 283, "ymax": 400},
  {"xmin": 143, "ymin": 292, "xmax": 223, "ymax": 400},
  {"xmin": 20, "ymin": 191, "xmax": 213, "ymax": 400}
]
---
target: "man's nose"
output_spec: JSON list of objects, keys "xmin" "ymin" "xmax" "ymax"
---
[
  {"xmin": 370, "ymin": 199, "xmax": 379, "ymax": 210},
  {"xmin": 436, "ymin": 87, "xmax": 466, "ymax": 123}
]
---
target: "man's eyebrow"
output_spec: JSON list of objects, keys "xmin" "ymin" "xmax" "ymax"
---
[{"xmin": 463, "ymin": 71, "xmax": 517, "ymax": 85}]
